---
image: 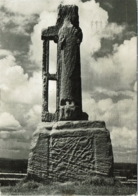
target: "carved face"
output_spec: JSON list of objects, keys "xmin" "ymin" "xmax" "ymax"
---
[
  {"xmin": 57, "ymin": 5, "xmax": 79, "ymax": 28},
  {"xmin": 64, "ymin": 17, "xmax": 71, "ymax": 25}
]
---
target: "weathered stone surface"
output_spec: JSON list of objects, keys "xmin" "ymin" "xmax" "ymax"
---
[
  {"xmin": 58, "ymin": 18, "xmax": 83, "ymax": 121},
  {"xmin": 56, "ymin": 5, "xmax": 79, "ymax": 28},
  {"xmin": 41, "ymin": 5, "xmax": 88, "ymax": 122},
  {"xmin": 27, "ymin": 4, "xmax": 114, "ymax": 184},
  {"xmin": 27, "ymin": 123, "xmax": 53, "ymax": 180},
  {"xmin": 27, "ymin": 121, "xmax": 114, "ymax": 182},
  {"xmin": 52, "ymin": 120, "xmax": 106, "ymax": 130}
]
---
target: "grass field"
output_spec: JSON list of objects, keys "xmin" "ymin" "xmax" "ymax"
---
[
  {"xmin": 1, "ymin": 177, "xmax": 137, "ymax": 195},
  {"xmin": 0, "ymin": 160, "xmax": 137, "ymax": 195}
]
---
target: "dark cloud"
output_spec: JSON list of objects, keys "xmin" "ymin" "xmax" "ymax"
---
[
  {"xmin": 93, "ymin": 38, "xmax": 114, "ymax": 59},
  {"xmin": 82, "ymin": 0, "xmax": 137, "ymax": 28},
  {"xmin": 0, "ymin": 7, "xmax": 39, "ymax": 34},
  {"xmin": 0, "ymin": 31, "xmax": 40, "ymax": 75},
  {"xmin": 96, "ymin": 0, "xmax": 136, "ymax": 26},
  {"xmin": 93, "ymin": 26, "xmax": 136, "ymax": 58},
  {"xmin": 0, "ymin": 31, "xmax": 30, "ymax": 52},
  {"xmin": 0, "ymin": 7, "xmax": 39, "ymax": 75},
  {"xmin": 15, "ymin": 52, "xmax": 40, "ymax": 76}
]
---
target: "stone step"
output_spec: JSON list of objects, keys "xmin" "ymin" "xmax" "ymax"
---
[
  {"xmin": 127, "ymin": 179, "xmax": 137, "ymax": 182},
  {"xmin": 115, "ymin": 175, "xmax": 137, "ymax": 182},
  {"xmin": 0, "ymin": 177, "xmax": 22, "ymax": 186},
  {"xmin": 122, "ymin": 181, "xmax": 137, "ymax": 185},
  {"xmin": 115, "ymin": 176, "xmax": 137, "ymax": 186},
  {"xmin": 0, "ymin": 178, "xmax": 21, "ymax": 181},
  {"xmin": 0, "ymin": 173, "xmax": 26, "ymax": 178},
  {"xmin": 115, "ymin": 176, "xmax": 127, "ymax": 181}
]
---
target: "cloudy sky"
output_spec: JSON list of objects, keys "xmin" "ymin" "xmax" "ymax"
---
[{"xmin": 0, "ymin": 0, "xmax": 137, "ymax": 163}]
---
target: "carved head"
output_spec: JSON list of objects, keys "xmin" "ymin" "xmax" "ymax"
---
[{"xmin": 56, "ymin": 4, "xmax": 79, "ymax": 28}]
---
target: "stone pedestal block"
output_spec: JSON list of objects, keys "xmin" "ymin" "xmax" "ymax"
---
[{"xmin": 27, "ymin": 121, "xmax": 114, "ymax": 182}]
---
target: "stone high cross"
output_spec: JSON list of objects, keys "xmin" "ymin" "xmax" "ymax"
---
[
  {"xmin": 27, "ymin": 5, "xmax": 114, "ymax": 182},
  {"xmin": 41, "ymin": 5, "xmax": 88, "ymax": 122}
]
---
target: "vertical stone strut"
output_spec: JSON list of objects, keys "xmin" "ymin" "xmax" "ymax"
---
[
  {"xmin": 42, "ymin": 40, "xmax": 49, "ymax": 121},
  {"xmin": 56, "ymin": 44, "xmax": 61, "ymax": 114}
]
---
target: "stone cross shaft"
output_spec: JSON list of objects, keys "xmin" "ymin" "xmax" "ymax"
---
[{"xmin": 41, "ymin": 5, "xmax": 88, "ymax": 122}]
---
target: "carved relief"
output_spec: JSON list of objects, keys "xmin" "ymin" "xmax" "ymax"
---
[{"xmin": 41, "ymin": 5, "xmax": 88, "ymax": 122}]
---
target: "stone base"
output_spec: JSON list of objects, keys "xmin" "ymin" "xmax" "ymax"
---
[{"xmin": 27, "ymin": 121, "xmax": 114, "ymax": 182}]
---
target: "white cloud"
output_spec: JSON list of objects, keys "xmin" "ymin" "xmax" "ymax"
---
[
  {"xmin": 134, "ymin": 81, "xmax": 137, "ymax": 92},
  {"xmin": 0, "ymin": 51, "xmax": 42, "ymax": 141},
  {"xmin": 25, "ymin": 105, "xmax": 41, "ymax": 130},
  {"xmin": 7, "ymin": 71, "xmax": 42, "ymax": 105},
  {"xmin": 91, "ymin": 87, "xmax": 134, "ymax": 100},
  {"xmin": 29, "ymin": 11, "xmax": 57, "ymax": 64},
  {"xmin": 0, "ymin": 53, "xmax": 42, "ymax": 105},
  {"xmin": 0, "ymin": 49, "xmax": 12, "ymax": 57},
  {"xmin": 102, "ymin": 23, "xmax": 125, "ymax": 39},
  {"xmin": 84, "ymin": 95, "xmax": 136, "ymax": 130},
  {"xmin": 88, "ymin": 37, "xmax": 137, "ymax": 91},
  {"xmin": 0, "ymin": 112, "xmax": 21, "ymax": 130},
  {"xmin": 0, "ymin": 0, "xmax": 60, "ymax": 15},
  {"xmin": 0, "ymin": 129, "xmax": 27, "ymax": 140},
  {"xmin": 83, "ymin": 91, "xmax": 136, "ymax": 149},
  {"xmin": 111, "ymin": 127, "xmax": 136, "ymax": 149}
]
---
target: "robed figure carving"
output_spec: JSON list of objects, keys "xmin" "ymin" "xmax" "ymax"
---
[
  {"xmin": 41, "ymin": 5, "xmax": 88, "ymax": 122},
  {"xmin": 58, "ymin": 17, "xmax": 84, "ymax": 120}
]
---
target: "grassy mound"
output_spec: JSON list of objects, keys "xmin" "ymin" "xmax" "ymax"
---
[{"xmin": 1, "ymin": 177, "xmax": 137, "ymax": 195}]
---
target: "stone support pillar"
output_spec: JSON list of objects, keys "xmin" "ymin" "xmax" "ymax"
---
[{"xmin": 42, "ymin": 40, "xmax": 49, "ymax": 121}]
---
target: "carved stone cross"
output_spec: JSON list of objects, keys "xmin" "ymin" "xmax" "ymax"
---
[{"xmin": 41, "ymin": 5, "xmax": 88, "ymax": 122}]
